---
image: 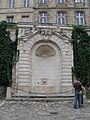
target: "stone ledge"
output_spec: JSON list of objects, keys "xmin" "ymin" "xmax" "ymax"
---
[{"xmin": 6, "ymin": 97, "xmax": 74, "ymax": 102}]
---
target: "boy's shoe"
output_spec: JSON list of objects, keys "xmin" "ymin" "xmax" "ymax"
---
[
  {"xmin": 73, "ymin": 107, "xmax": 77, "ymax": 109},
  {"xmin": 81, "ymin": 104, "xmax": 84, "ymax": 107}
]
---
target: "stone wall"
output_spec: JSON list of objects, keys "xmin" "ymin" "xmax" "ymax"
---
[{"xmin": 12, "ymin": 25, "xmax": 73, "ymax": 96}]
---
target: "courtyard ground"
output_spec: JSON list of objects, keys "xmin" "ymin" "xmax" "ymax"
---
[{"xmin": 0, "ymin": 99, "xmax": 90, "ymax": 120}]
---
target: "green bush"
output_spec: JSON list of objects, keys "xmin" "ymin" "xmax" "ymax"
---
[
  {"xmin": 72, "ymin": 25, "xmax": 90, "ymax": 86},
  {"xmin": 0, "ymin": 21, "xmax": 18, "ymax": 87},
  {"xmin": 86, "ymin": 90, "xmax": 90, "ymax": 99}
]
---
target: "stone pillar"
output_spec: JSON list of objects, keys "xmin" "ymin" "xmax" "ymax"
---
[{"xmin": 6, "ymin": 87, "xmax": 11, "ymax": 99}]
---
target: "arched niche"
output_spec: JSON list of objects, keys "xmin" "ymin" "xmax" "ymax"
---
[{"xmin": 31, "ymin": 42, "xmax": 61, "ymax": 93}]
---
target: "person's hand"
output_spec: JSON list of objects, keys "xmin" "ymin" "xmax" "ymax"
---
[{"xmin": 80, "ymin": 91, "xmax": 82, "ymax": 94}]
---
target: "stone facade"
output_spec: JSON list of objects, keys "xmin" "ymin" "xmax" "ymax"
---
[
  {"xmin": 11, "ymin": 25, "xmax": 73, "ymax": 96},
  {"xmin": 0, "ymin": 0, "xmax": 89, "ymax": 25},
  {"xmin": 0, "ymin": 0, "xmax": 90, "ymax": 96}
]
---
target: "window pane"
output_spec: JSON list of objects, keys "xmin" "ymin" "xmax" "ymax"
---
[
  {"xmin": 9, "ymin": 0, "xmax": 14, "ymax": 8},
  {"xmin": 22, "ymin": 16, "xmax": 29, "ymax": 22},
  {"xmin": 80, "ymin": 18, "xmax": 84, "ymax": 25},
  {"xmin": 76, "ymin": 12, "xmax": 84, "ymax": 25},
  {"xmin": 76, "ymin": 18, "xmax": 79, "ymax": 24},
  {"xmin": 56, "ymin": 0, "xmax": 65, "ymax": 3},
  {"xmin": 39, "ymin": 0, "xmax": 47, "ymax": 4},
  {"xmin": 24, "ymin": 0, "xmax": 29, "ymax": 7},
  {"xmin": 7, "ymin": 16, "xmax": 14, "ymax": 22},
  {"xmin": 75, "ymin": 0, "xmax": 83, "ymax": 3},
  {"xmin": 39, "ymin": 12, "xmax": 47, "ymax": 23},
  {"xmin": 62, "ymin": 18, "xmax": 65, "ymax": 24},
  {"xmin": 57, "ymin": 12, "xmax": 66, "ymax": 24}
]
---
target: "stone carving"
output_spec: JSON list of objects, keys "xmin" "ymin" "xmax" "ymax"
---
[
  {"xmin": 18, "ymin": 26, "xmax": 36, "ymax": 38},
  {"xmin": 10, "ymin": 31, "xmax": 16, "ymax": 41},
  {"xmin": 18, "ymin": 29, "xmax": 25, "ymax": 37},
  {"xmin": 7, "ymin": 29, "xmax": 16, "ymax": 41},
  {"xmin": 41, "ymin": 78, "xmax": 48, "ymax": 85},
  {"xmin": 24, "ymin": 29, "xmax": 29, "ymax": 37},
  {"xmin": 35, "ymin": 45, "xmax": 56, "ymax": 58},
  {"xmin": 60, "ymin": 30, "xmax": 72, "ymax": 39},
  {"xmin": 38, "ymin": 27, "xmax": 72, "ymax": 41},
  {"xmin": 39, "ymin": 28, "xmax": 52, "ymax": 36},
  {"xmin": 18, "ymin": 25, "xmax": 72, "ymax": 42}
]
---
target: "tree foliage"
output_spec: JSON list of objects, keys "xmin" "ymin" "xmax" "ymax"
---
[
  {"xmin": 72, "ymin": 25, "xmax": 90, "ymax": 86},
  {"xmin": 0, "ymin": 21, "xmax": 18, "ymax": 87}
]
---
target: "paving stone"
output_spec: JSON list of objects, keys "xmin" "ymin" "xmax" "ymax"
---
[{"xmin": 0, "ymin": 99, "xmax": 90, "ymax": 120}]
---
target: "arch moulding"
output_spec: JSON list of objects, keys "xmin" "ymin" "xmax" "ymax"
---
[{"xmin": 13, "ymin": 25, "xmax": 73, "ymax": 96}]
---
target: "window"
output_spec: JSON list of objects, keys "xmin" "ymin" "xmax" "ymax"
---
[
  {"xmin": 57, "ymin": 12, "xmax": 66, "ymax": 24},
  {"xmin": 22, "ymin": 16, "xmax": 29, "ymax": 22},
  {"xmin": 39, "ymin": 0, "xmax": 47, "ymax": 4},
  {"xmin": 8, "ymin": 0, "xmax": 15, "ymax": 8},
  {"xmin": 56, "ymin": 0, "xmax": 65, "ymax": 3},
  {"xmin": 76, "ymin": 12, "xmax": 85, "ymax": 25},
  {"xmin": 75, "ymin": 0, "xmax": 83, "ymax": 3},
  {"xmin": 39, "ymin": 12, "xmax": 47, "ymax": 23},
  {"xmin": 7, "ymin": 16, "xmax": 14, "ymax": 22},
  {"xmin": 23, "ymin": 0, "xmax": 29, "ymax": 7}
]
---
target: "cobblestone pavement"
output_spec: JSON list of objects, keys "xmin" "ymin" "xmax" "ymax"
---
[{"xmin": 0, "ymin": 99, "xmax": 90, "ymax": 120}]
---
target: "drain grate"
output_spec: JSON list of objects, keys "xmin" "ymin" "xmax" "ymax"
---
[{"xmin": 50, "ymin": 111, "xmax": 58, "ymax": 115}]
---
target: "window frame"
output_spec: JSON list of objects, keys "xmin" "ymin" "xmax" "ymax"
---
[
  {"xmin": 39, "ymin": 12, "xmax": 48, "ymax": 23},
  {"xmin": 22, "ymin": 15, "xmax": 29, "ymax": 22},
  {"xmin": 8, "ymin": 0, "xmax": 15, "ymax": 8},
  {"xmin": 56, "ymin": 0, "xmax": 65, "ymax": 3},
  {"xmin": 23, "ymin": 0, "xmax": 29, "ymax": 7},
  {"xmin": 75, "ymin": 0, "xmax": 83, "ymax": 3},
  {"xmin": 75, "ymin": 11, "xmax": 85, "ymax": 25},
  {"xmin": 7, "ymin": 16, "xmax": 14, "ymax": 23},
  {"xmin": 39, "ymin": 0, "xmax": 47, "ymax": 4},
  {"xmin": 57, "ymin": 11, "xmax": 66, "ymax": 24}
]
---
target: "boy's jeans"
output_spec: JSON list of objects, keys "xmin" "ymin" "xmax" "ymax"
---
[
  {"xmin": 81, "ymin": 91, "xmax": 83, "ymax": 106},
  {"xmin": 74, "ymin": 91, "xmax": 81, "ymax": 108}
]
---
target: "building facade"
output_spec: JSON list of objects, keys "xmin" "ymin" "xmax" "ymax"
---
[
  {"xmin": 0, "ymin": 0, "xmax": 90, "ymax": 96},
  {"xmin": 0, "ymin": 0, "xmax": 89, "ymax": 25}
]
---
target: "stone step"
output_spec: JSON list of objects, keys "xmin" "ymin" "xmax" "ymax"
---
[
  {"xmin": 6, "ymin": 93, "xmax": 75, "ymax": 101},
  {"xmin": 12, "ymin": 93, "xmax": 74, "ymax": 98},
  {"xmin": 6, "ymin": 93, "xmax": 86, "ymax": 102},
  {"xmin": 6, "ymin": 97, "xmax": 74, "ymax": 101}
]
